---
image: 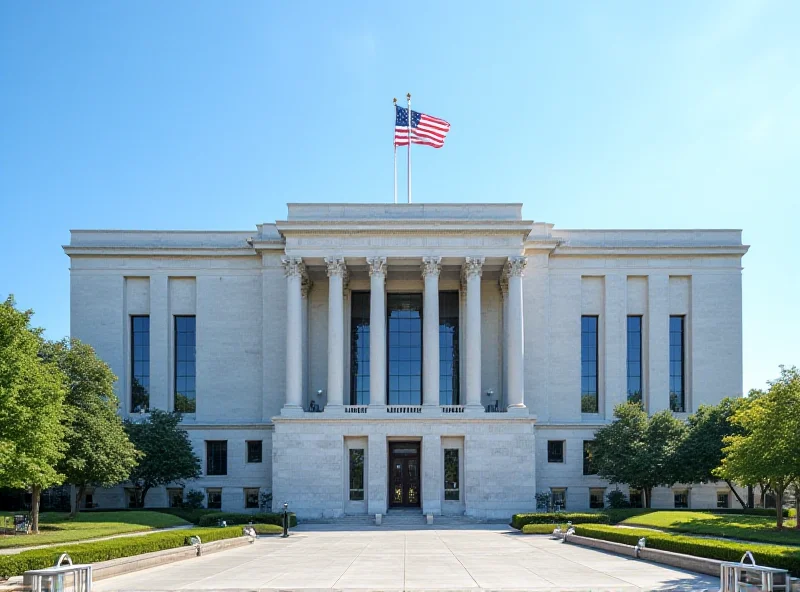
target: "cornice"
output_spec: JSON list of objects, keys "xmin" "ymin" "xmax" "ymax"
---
[
  {"xmin": 276, "ymin": 220, "xmax": 534, "ymax": 235},
  {"xmin": 551, "ymin": 245, "xmax": 750, "ymax": 257},
  {"xmin": 63, "ymin": 246, "xmax": 258, "ymax": 257}
]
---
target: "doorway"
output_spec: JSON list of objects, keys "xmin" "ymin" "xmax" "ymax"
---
[{"xmin": 389, "ymin": 442, "xmax": 421, "ymax": 507}]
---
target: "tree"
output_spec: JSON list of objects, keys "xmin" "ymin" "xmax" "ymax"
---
[
  {"xmin": 0, "ymin": 297, "xmax": 66, "ymax": 533},
  {"xmin": 715, "ymin": 367, "xmax": 800, "ymax": 529},
  {"xmin": 124, "ymin": 410, "xmax": 201, "ymax": 507},
  {"xmin": 42, "ymin": 339, "xmax": 140, "ymax": 516},
  {"xmin": 591, "ymin": 402, "xmax": 686, "ymax": 507}
]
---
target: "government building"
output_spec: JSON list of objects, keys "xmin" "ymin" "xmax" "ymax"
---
[{"xmin": 65, "ymin": 203, "xmax": 748, "ymax": 518}]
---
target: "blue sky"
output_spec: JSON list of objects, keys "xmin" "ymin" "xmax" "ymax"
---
[{"xmin": 1, "ymin": 1, "xmax": 797, "ymax": 393}]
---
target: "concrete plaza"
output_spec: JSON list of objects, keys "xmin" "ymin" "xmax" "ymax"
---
[{"xmin": 94, "ymin": 525, "xmax": 719, "ymax": 591}]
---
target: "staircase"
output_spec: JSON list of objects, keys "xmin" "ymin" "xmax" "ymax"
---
[
  {"xmin": 299, "ymin": 509, "xmax": 508, "ymax": 527},
  {"xmin": 382, "ymin": 509, "xmax": 427, "ymax": 526}
]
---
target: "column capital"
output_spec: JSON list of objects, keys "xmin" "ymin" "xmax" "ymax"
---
[
  {"xmin": 421, "ymin": 256, "xmax": 442, "ymax": 279},
  {"xmin": 281, "ymin": 256, "xmax": 306, "ymax": 278},
  {"xmin": 503, "ymin": 256, "xmax": 528, "ymax": 278},
  {"xmin": 367, "ymin": 256, "xmax": 387, "ymax": 277},
  {"xmin": 462, "ymin": 256, "xmax": 485, "ymax": 280},
  {"xmin": 324, "ymin": 256, "xmax": 347, "ymax": 277}
]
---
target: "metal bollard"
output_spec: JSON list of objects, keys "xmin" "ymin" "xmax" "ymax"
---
[{"xmin": 282, "ymin": 502, "xmax": 289, "ymax": 538}]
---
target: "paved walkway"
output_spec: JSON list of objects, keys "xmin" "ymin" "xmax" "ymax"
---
[{"xmin": 94, "ymin": 525, "xmax": 719, "ymax": 591}]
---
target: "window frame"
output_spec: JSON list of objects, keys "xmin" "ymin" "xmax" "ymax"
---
[
  {"xmin": 206, "ymin": 488, "xmax": 222, "ymax": 510},
  {"xmin": 349, "ymin": 291, "xmax": 371, "ymax": 405},
  {"xmin": 551, "ymin": 487, "xmax": 567, "ymax": 511},
  {"xmin": 444, "ymin": 448, "xmax": 460, "ymax": 501},
  {"xmin": 582, "ymin": 440, "xmax": 596, "ymax": 475},
  {"xmin": 547, "ymin": 440, "xmax": 565, "ymax": 464},
  {"xmin": 669, "ymin": 315, "xmax": 686, "ymax": 412},
  {"xmin": 174, "ymin": 315, "xmax": 196, "ymax": 413},
  {"xmin": 717, "ymin": 491, "xmax": 730, "ymax": 509},
  {"xmin": 130, "ymin": 315, "xmax": 150, "ymax": 413},
  {"xmin": 246, "ymin": 440, "xmax": 263, "ymax": 464},
  {"xmin": 626, "ymin": 315, "xmax": 643, "ymax": 405},
  {"xmin": 348, "ymin": 448, "xmax": 365, "ymax": 501},
  {"xmin": 166, "ymin": 487, "xmax": 184, "ymax": 509},
  {"xmin": 581, "ymin": 315, "xmax": 599, "ymax": 413},
  {"xmin": 206, "ymin": 440, "xmax": 228, "ymax": 476},
  {"xmin": 674, "ymin": 488, "xmax": 689, "ymax": 509},
  {"xmin": 589, "ymin": 488, "xmax": 605, "ymax": 509},
  {"xmin": 244, "ymin": 488, "xmax": 260, "ymax": 509}
]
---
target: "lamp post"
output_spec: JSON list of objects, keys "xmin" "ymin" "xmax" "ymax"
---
[{"xmin": 282, "ymin": 502, "xmax": 289, "ymax": 538}]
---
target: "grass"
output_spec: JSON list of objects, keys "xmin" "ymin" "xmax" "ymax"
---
[
  {"xmin": 621, "ymin": 511, "xmax": 800, "ymax": 546},
  {"xmin": 252, "ymin": 523, "xmax": 283, "ymax": 535},
  {"xmin": 0, "ymin": 511, "xmax": 190, "ymax": 549}
]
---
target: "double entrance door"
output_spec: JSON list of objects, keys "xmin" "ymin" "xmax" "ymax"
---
[{"xmin": 389, "ymin": 442, "xmax": 420, "ymax": 507}]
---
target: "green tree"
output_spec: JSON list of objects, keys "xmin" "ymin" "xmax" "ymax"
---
[
  {"xmin": 715, "ymin": 367, "xmax": 800, "ymax": 529},
  {"xmin": 592, "ymin": 402, "xmax": 687, "ymax": 507},
  {"xmin": 0, "ymin": 297, "xmax": 66, "ymax": 533},
  {"xmin": 42, "ymin": 339, "xmax": 140, "ymax": 517},
  {"xmin": 124, "ymin": 410, "xmax": 201, "ymax": 507}
]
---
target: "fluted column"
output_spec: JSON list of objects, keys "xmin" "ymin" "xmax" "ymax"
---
[
  {"xmin": 422, "ymin": 257, "xmax": 441, "ymax": 408},
  {"xmin": 325, "ymin": 256, "xmax": 347, "ymax": 408},
  {"xmin": 505, "ymin": 257, "xmax": 527, "ymax": 412},
  {"xmin": 300, "ymin": 275, "xmax": 312, "ymax": 408},
  {"xmin": 282, "ymin": 257, "xmax": 305, "ymax": 413},
  {"xmin": 463, "ymin": 257, "xmax": 484, "ymax": 411},
  {"xmin": 500, "ymin": 275, "xmax": 509, "ymax": 409},
  {"xmin": 368, "ymin": 257, "xmax": 387, "ymax": 407}
]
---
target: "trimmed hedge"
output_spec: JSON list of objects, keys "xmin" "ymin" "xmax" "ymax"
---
[
  {"xmin": 511, "ymin": 513, "xmax": 610, "ymax": 530},
  {"xmin": 252, "ymin": 523, "xmax": 284, "ymax": 535},
  {"xmin": 522, "ymin": 523, "xmax": 566, "ymax": 534},
  {"xmin": 0, "ymin": 526, "xmax": 244, "ymax": 579},
  {"xmin": 574, "ymin": 524, "xmax": 800, "ymax": 576},
  {"xmin": 197, "ymin": 512, "xmax": 297, "ymax": 528}
]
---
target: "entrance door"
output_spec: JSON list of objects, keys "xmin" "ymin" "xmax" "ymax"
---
[{"xmin": 389, "ymin": 442, "xmax": 420, "ymax": 507}]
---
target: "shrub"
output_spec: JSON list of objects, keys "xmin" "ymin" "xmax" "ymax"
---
[
  {"xmin": 522, "ymin": 524, "xmax": 567, "ymax": 534},
  {"xmin": 183, "ymin": 490, "xmax": 205, "ymax": 509},
  {"xmin": 197, "ymin": 512, "xmax": 297, "ymax": 528},
  {"xmin": 573, "ymin": 524, "xmax": 800, "ymax": 576},
  {"xmin": 605, "ymin": 490, "xmax": 630, "ymax": 509},
  {"xmin": 252, "ymin": 523, "xmax": 283, "ymax": 535},
  {"xmin": 511, "ymin": 513, "xmax": 609, "ymax": 530}
]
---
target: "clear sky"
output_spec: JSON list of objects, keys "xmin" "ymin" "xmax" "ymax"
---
[{"xmin": 1, "ymin": 1, "xmax": 797, "ymax": 393}]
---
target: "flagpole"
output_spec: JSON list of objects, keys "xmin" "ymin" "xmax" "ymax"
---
[
  {"xmin": 407, "ymin": 92, "xmax": 412, "ymax": 204},
  {"xmin": 393, "ymin": 98, "xmax": 398, "ymax": 204}
]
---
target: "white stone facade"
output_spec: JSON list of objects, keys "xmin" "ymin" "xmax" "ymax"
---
[{"xmin": 64, "ymin": 203, "xmax": 748, "ymax": 518}]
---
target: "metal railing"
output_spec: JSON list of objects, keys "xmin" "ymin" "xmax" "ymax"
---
[
  {"xmin": 344, "ymin": 405, "xmax": 368, "ymax": 414},
  {"xmin": 441, "ymin": 405, "xmax": 465, "ymax": 413},
  {"xmin": 387, "ymin": 405, "xmax": 422, "ymax": 414}
]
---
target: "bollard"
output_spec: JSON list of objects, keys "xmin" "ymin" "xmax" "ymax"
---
[{"xmin": 282, "ymin": 502, "xmax": 289, "ymax": 538}]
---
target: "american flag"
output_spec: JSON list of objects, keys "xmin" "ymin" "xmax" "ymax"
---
[{"xmin": 395, "ymin": 106, "xmax": 451, "ymax": 148}]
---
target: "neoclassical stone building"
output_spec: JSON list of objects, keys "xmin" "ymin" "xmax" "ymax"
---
[{"xmin": 65, "ymin": 203, "xmax": 748, "ymax": 518}]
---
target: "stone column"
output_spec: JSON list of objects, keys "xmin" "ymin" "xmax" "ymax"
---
[
  {"xmin": 505, "ymin": 257, "xmax": 527, "ymax": 412},
  {"xmin": 300, "ymin": 275, "xmax": 312, "ymax": 408},
  {"xmin": 500, "ymin": 276, "xmax": 509, "ymax": 409},
  {"xmin": 367, "ymin": 257, "xmax": 387, "ymax": 407},
  {"xmin": 422, "ymin": 257, "xmax": 441, "ymax": 408},
  {"xmin": 463, "ymin": 257, "xmax": 484, "ymax": 411},
  {"xmin": 281, "ymin": 257, "xmax": 305, "ymax": 413},
  {"xmin": 325, "ymin": 256, "xmax": 347, "ymax": 408}
]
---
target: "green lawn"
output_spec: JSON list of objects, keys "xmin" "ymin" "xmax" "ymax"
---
[
  {"xmin": 0, "ymin": 511, "xmax": 190, "ymax": 549},
  {"xmin": 621, "ymin": 511, "xmax": 800, "ymax": 546}
]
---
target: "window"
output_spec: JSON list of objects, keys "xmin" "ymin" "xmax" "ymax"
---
[
  {"xmin": 439, "ymin": 292, "xmax": 460, "ymax": 405},
  {"xmin": 131, "ymin": 316, "xmax": 150, "ymax": 412},
  {"xmin": 84, "ymin": 493, "xmax": 94, "ymax": 508},
  {"xmin": 583, "ymin": 441, "xmax": 596, "ymax": 475},
  {"xmin": 246, "ymin": 440, "xmax": 262, "ymax": 463},
  {"xmin": 669, "ymin": 316, "xmax": 685, "ymax": 412},
  {"xmin": 627, "ymin": 316, "xmax": 643, "ymax": 405},
  {"xmin": 551, "ymin": 488, "xmax": 566, "ymax": 511},
  {"xmin": 206, "ymin": 488, "xmax": 222, "ymax": 510},
  {"xmin": 174, "ymin": 315, "xmax": 196, "ymax": 413},
  {"xmin": 717, "ymin": 492, "xmax": 730, "ymax": 509},
  {"xmin": 125, "ymin": 488, "xmax": 138, "ymax": 509},
  {"xmin": 244, "ymin": 488, "xmax": 260, "ymax": 509},
  {"xmin": 581, "ymin": 316, "xmax": 599, "ymax": 413},
  {"xmin": 674, "ymin": 489, "xmax": 689, "ymax": 509},
  {"xmin": 387, "ymin": 294, "xmax": 422, "ymax": 405},
  {"xmin": 167, "ymin": 488, "xmax": 183, "ymax": 508},
  {"xmin": 629, "ymin": 488, "xmax": 643, "ymax": 508},
  {"xmin": 590, "ymin": 488, "xmax": 605, "ymax": 509},
  {"xmin": 206, "ymin": 441, "xmax": 227, "ymax": 476},
  {"xmin": 349, "ymin": 449, "xmax": 364, "ymax": 501},
  {"xmin": 444, "ymin": 449, "xmax": 460, "ymax": 501},
  {"xmin": 547, "ymin": 440, "xmax": 564, "ymax": 463},
  {"xmin": 350, "ymin": 292, "xmax": 370, "ymax": 405}
]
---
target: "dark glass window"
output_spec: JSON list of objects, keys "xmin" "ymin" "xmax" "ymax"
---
[
  {"xmin": 444, "ymin": 449, "xmax": 459, "ymax": 501},
  {"xmin": 669, "ymin": 316, "xmax": 685, "ymax": 412},
  {"xmin": 246, "ymin": 441, "xmax": 262, "ymax": 463},
  {"xmin": 583, "ymin": 440, "xmax": 596, "ymax": 475},
  {"xmin": 581, "ymin": 316, "xmax": 599, "ymax": 413},
  {"xmin": 244, "ymin": 488, "xmax": 259, "ymax": 509},
  {"xmin": 439, "ymin": 292, "xmax": 460, "ymax": 405},
  {"xmin": 547, "ymin": 440, "xmax": 564, "ymax": 463},
  {"xmin": 349, "ymin": 449, "xmax": 364, "ymax": 501},
  {"xmin": 590, "ymin": 488, "xmax": 605, "ymax": 509},
  {"xmin": 387, "ymin": 294, "xmax": 422, "ymax": 405},
  {"xmin": 627, "ymin": 316, "xmax": 643, "ymax": 405},
  {"xmin": 674, "ymin": 489, "xmax": 689, "ymax": 509},
  {"xmin": 350, "ymin": 292, "xmax": 370, "ymax": 405},
  {"xmin": 207, "ymin": 488, "xmax": 222, "ymax": 510},
  {"xmin": 551, "ymin": 488, "xmax": 566, "ymax": 511},
  {"xmin": 206, "ymin": 441, "xmax": 227, "ymax": 476},
  {"xmin": 629, "ymin": 488, "xmax": 643, "ymax": 508},
  {"xmin": 174, "ymin": 316, "xmax": 196, "ymax": 413},
  {"xmin": 717, "ymin": 492, "xmax": 730, "ymax": 509},
  {"xmin": 131, "ymin": 315, "xmax": 150, "ymax": 413},
  {"xmin": 167, "ymin": 488, "xmax": 183, "ymax": 508}
]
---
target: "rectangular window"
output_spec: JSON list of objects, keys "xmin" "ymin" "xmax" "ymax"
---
[
  {"xmin": 349, "ymin": 292, "xmax": 370, "ymax": 405},
  {"xmin": 629, "ymin": 488, "xmax": 643, "ymax": 508},
  {"xmin": 206, "ymin": 441, "xmax": 227, "ymax": 476},
  {"xmin": 583, "ymin": 441, "xmax": 596, "ymax": 475},
  {"xmin": 581, "ymin": 315, "xmax": 599, "ymax": 413},
  {"xmin": 551, "ymin": 488, "xmax": 566, "ymax": 511},
  {"xmin": 246, "ymin": 440, "xmax": 262, "ymax": 463},
  {"xmin": 626, "ymin": 315, "xmax": 643, "ymax": 405},
  {"xmin": 130, "ymin": 315, "xmax": 150, "ymax": 413},
  {"xmin": 589, "ymin": 488, "xmax": 605, "ymax": 509},
  {"xmin": 674, "ymin": 489, "xmax": 689, "ymax": 509},
  {"xmin": 444, "ymin": 449, "xmax": 460, "ymax": 501},
  {"xmin": 174, "ymin": 315, "xmax": 196, "ymax": 413},
  {"xmin": 244, "ymin": 488, "xmax": 260, "ymax": 509},
  {"xmin": 349, "ymin": 449, "xmax": 364, "ymax": 501},
  {"xmin": 669, "ymin": 316, "xmax": 685, "ymax": 412},
  {"xmin": 125, "ymin": 488, "xmax": 137, "ymax": 509},
  {"xmin": 547, "ymin": 440, "xmax": 564, "ymax": 463},
  {"xmin": 167, "ymin": 488, "xmax": 183, "ymax": 508},
  {"xmin": 439, "ymin": 292, "xmax": 460, "ymax": 405},
  {"xmin": 387, "ymin": 294, "xmax": 423, "ymax": 405},
  {"xmin": 717, "ymin": 492, "xmax": 730, "ymax": 509},
  {"xmin": 206, "ymin": 488, "xmax": 222, "ymax": 510}
]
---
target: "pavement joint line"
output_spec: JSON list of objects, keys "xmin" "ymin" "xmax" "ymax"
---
[
  {"xmin": 430, "ymin": 528, "xmax": 480, "ymax": 590},
  {"xmin": 329, "ymin": 534, "xmax": 374, "ymax": 589}
]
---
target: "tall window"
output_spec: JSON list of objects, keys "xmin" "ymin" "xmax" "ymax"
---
[
  {"xmin": 206, "ymin": 441, "xmax": 227, "ymax": 476},
  {"xmin": 581, "ymin": 316, "xmax": 599, "ymax": 413},
  {"xmin": 626, "ymin": 316, "xmax": 643, "ymax": 405},
  {"xmin": 547, "ymin": 440, "xmax": 564, "ymax": 463},
  {"xmin": 131, "ymin": 315, "xmax": 150, "ymax": 412},
  {"xmin": 583, "ymin": 440, "xmax": 596, "ymax": 475},
  {"xmin": 246, "ymin": 440, "xmax": 262, "ymax": 463},
  {"xmin": 674, "ymin": 489, "xmax": 689, "ymax": 509},
  {"xmin": 350, "ymin": 292, "xmax": 370, "ymax": 405},
  {"xmin": 349, "ymin": 449, "xmax": 364, "ymax": 501},
  {"xmin": 439, "ymin": 292, "xmax": 460, "ymax": 405},
  {"xmin": 444, "ymin": 449, "xmax": 460, "ymax": 501},
  {"xmin": 669, "ymin": 315, "xmax": 685, "ymax": 412},
  {"xmin": 174, "ymin": 316, "xmax": 196, "ymax": 413},
  {"xmin": 387, "ymin": 294, "xmax": 422, "ymax": 405}
]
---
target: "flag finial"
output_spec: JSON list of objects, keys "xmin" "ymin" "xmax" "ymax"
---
[
  {"xmin": 407, "ymin": 92, "xmax": 411, "ymax": 100},
  {"xmin": 393, "ymin": 97, "xmax": 397, "ymax": 105}
]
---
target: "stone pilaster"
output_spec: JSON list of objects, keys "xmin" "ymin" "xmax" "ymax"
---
[
  {"xmin": 422, "ymin": 257, "xmax": 442, "ymax": 409},
  {"xmin": 504, "ymin": 257, "xmax": 527, "ymax": 413},
  {"xmin": 325, "ymin": 256, "xmax": 347, "ymax": 409},
  {"xmin": 281, "ymin": 257, "xmax": 306, "ymax": 414},
  {"xmin": 463, "ymin": 257, "xmax": 484, "ymax": 411},
  {"xmin": 367, "ymin": 256, "xmax": 387, "ymax": 407}
]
